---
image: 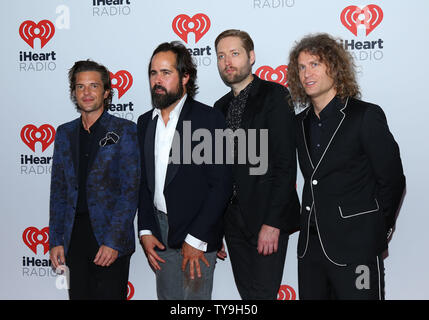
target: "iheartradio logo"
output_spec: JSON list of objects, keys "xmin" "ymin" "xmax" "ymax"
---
[
  {"xmin": 127, "ymin": 281, "xmax": 135, "ymax": 300},
  {"xmin": 341, "ymin": 4, "xmax": 383, "ymax": 36},
  {"xmin": 23, "ymin": 226, "xmax": 50, "ymax": 255},
  {"xmin": 110, "ymin": 70, "xmax": 133, "ymax": 99},
  {"xmin": 172, "ymin": 13, "xmax": 211, "ymax": 44},
  {"xmin": 21, "ymin": 124, "xmax": 56, "ymax": 152},
  {"xmin": 19, "ymin": 20, "xmax": 55, "ymax": 49},
  {"xmin": 277, "ymin": 284, "xmax": 296, "ymax": 300},
  {"xmin": 256, "ymin": 65, "xmax": 288, "ymax": 87}
]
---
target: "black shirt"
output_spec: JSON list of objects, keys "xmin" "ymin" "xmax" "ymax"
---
[
  {"xmin": 308, "ymin": 96, "xmax": 341, "ymax": 166},
  {"xmin": 307, "ymin": 96, "xmax": 342, "ymax": 227},
  {"xmin": 75, "ymin": 113, "xmax": 103, "ymax": 216},
  {"xmin": 225, "ymin": 79, "xmax": 254, "ymax": 199}
]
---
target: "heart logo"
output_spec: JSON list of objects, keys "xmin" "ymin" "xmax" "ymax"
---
[
  {"xmin": 255, "ymin": 65, "xmax": 288, "ymax": 87},
  {"xmin": 19, "ymin": 20, "xmax": 55, "ymax": 49},
  {"xmin": 277, "ymin": 284, "xmax": 296, "ymax": 300},
  {"xmin": 127, "ymin": 281, "xmax": 135, "ymax": 300},
  {"xmin": 22, "ymin": 227, "xmax": 50, "ymax": 255},
  {"xmin": 20, "ymin": 124, "xmax": 56, "ymax": 152},
  {"xmin": 110, "ymin": 70, "xmax": 133, "ymax": 99},
  {"xmin": 172, "ymin": 13, "xmax": 211, "ymax": 43},
  {"xmin": 341, "ymin": 5, "xmax": 383, "ymax": 36}
]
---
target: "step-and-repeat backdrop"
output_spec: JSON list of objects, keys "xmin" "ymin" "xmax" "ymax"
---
[{"xmin": 0, "ymin": 0, "xmax": 427, "ymax": 300}]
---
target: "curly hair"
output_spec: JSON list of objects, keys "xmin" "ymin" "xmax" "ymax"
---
[
  {"xmin": 68, "ymin": 59, "xmax": 113, "ymax": 110},
  {"xmin": 149, "ymin": 41, "xmax": 198, "ymax": 99},
  {"xmin": 287, "ymin": 33, "xmax": 360, "ymax": 107}
]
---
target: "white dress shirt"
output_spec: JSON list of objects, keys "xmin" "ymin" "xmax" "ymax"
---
[{"xmin": 139, "ymin": 94, "xmax": 207, "ymax": 252}]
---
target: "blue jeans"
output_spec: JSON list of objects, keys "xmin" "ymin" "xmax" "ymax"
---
[{"xmin": 155, "ymin": 212, "xmax": 217, "ymax": 300}]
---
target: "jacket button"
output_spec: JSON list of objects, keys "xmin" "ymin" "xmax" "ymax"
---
[
  {"xmin": 305, "ymin": 206, "xmax": 311, "ymax": 211},
  {"xmin": 312, "ymin": 180, "xmax": 318, "ymax": 185}
]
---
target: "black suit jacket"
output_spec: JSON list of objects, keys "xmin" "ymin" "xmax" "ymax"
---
[
  {"xmin": 137, "ymin": 97, "xmax": 232, "ymax": 252},
  {"xmin": 214, "ymin": 75, "xmax": 300, "ymax": 237},
  {"xmin": 296, "ymin": 97, "xmax": 405, "ymax": 265}
]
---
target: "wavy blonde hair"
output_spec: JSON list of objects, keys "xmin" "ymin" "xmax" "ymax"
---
[{"xmin": 287, "ymin": 33, "xmax": 360, "ymax": 107}]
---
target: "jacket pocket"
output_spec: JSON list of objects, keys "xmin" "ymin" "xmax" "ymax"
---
[{"xmin": 338, "ymin": 199, "xmax": 379, "ymax": 219}]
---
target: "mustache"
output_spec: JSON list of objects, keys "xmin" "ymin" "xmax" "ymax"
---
[
  {"xmin": 152, "ymin": 84, "xmax": 167, "ymax": 93},
  {"xmin": 224, "ymin": 67, "xmax": 236, "ymax": 72}
]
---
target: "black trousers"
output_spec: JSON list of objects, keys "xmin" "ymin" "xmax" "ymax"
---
[
  {"xmin": 298, "ymin": 226, "xmax": 385, "ymax": 300},
  {"xmin": 224, "ymin": 201, "xmax": 289, "ymax": 300},
  {"xmin": 66, "ymin": 212, "xmax": 131, "ymax": 300}
]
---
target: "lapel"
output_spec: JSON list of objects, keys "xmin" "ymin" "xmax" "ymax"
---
[
  {"xmin": 87, "ymin": 111, "xmax": 109, "ymax": 174},
  {"xmin": 301, "ymin": 97, "xmax": 350, "ymax": 175},
  {"xmin": 218, "ymin": 91, "xmax": 233, "ymax": 117},
  {"xmin": 68, "ymin": 119, "xmax": 80, "ymax": 178},
  {"xmin": 300, "ymin": 107, "xmax": 314, "ymax": 170},
  {"xmin": 164, "ymin": 97, "xmax": 192, "ymax": 190},
  {"xmin": 144, "ymin": 113, "xmax": 157, "ymax": 193}
]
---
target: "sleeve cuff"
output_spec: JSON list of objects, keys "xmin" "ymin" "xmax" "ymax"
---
[
  {"xmin": 139, "ymin": 230, "xmax": 153, "ymax": 237},
  {"xmin": 185, "ymin": 234, "xmax": 207, "ymax": 252}
]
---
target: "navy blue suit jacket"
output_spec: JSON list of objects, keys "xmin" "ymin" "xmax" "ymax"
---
[
  {"xmin": 137, "ymin": 97, "xmax": 232, "ymax": 252},
  {"xmin": 49, "ymin": 111, "xmax": 140, "ymax": 257}
]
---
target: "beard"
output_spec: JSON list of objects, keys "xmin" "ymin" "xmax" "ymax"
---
[
  {"xmin": 219, "ymin": 64, "xmax": 252, "ymax": 86},
  {"xmin": 151, "ymin": 83, "xmax": 184, "ymax": 110}
]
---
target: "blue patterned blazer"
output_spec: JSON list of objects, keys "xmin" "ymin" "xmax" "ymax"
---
[{"xmin": 49, "ymin": 111, "xmax": 140, "ymax": 257}]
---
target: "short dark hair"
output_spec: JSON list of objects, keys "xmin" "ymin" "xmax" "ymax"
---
[
  {"xmin": 68, "ymin": 59, "xmax": 113, "ymax": 110},
  {"xmin": 149, "ymin": 41, "xmax": 198, "ymax": 99},
  {"xmin": 215, "ymin": 29, "xmax": 254, "ymax": 56}
]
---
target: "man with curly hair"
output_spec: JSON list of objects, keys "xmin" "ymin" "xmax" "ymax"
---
[{"xmin": 287, "ymin": 33, "xmax": 405, "ymax": 299}]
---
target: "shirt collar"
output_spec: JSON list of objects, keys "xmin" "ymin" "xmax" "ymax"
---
[
  {"xmin": 80, "ymin": 109, "xmax": 105, "ymax": 133},
  {"xmin": 310, "ymin": 96, "xmax": 341, "ymax": 121},
  {"xmin": 152, "ymin": 93, "xmax": 187, "ymax": 120},
  {"xmin": 232, "ymin": 78, "xmax": 254, "ymax": 101}
]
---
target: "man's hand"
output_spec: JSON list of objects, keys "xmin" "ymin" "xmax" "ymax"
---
[
  {"xmin": 217, "ymin": 241, "xmax": 227, "ymax": 260},
  {"xmin": 50, "ymin": 245, "xmax": 65, "ymax": 270},
  {"xmin": 181, "ymin": 242, "xmax": 210, "ymax": 280},
  {"xmin": 93, "ymin": 245, "xmax": 118, "ymax": 267},
  {"xmin": 257, "ymin": 224, "xmax": 280, "ymax": 256},
  {"xmin": 140, "ymin": 235, "xmax": 166, "ymax": 271}
]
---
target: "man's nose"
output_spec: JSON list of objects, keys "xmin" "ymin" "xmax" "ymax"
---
[
  {"xmin": 153, "ymin": 74, "xmax": 163, "ymax": 84},
  {"xmin": 224, "ymin": 55, "xmax": 232, "ymax": 66},
  {"xmin": 304, "ymin": 66, "xmax": 312, "ymax": 78}
]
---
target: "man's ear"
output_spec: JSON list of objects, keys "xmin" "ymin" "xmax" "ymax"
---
[
  {"xmin": 249, "ymin": 50, "xmax": 256, "ymax": 66},
  {"xmin": 182, "ymin": 73, "xmax": 190, "ymax": 87},
  {"xmin": 103, "ymin": 89, "xmax": 110, "ymax": 100}
]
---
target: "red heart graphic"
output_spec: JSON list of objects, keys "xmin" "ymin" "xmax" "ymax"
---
[
  {"xmin": 110, "ymin": 70, "xmax": 133, "ymax": 99},
  {"xmin": 341, "ymin": 5, "xmax": 383, "ymax": 36},
  {"xmin": 255, "ymin": 65, "xmax": 288, "ymax": 87},
  {"xmin": 172, "ymin": 13, "xmax": 211, "ymax": 43},
  {"xmin": 20, "ymin": 124, "xmax": 56, "ymax": 152},
  {"xmin": 22, "ymin": 227, "xmax": 50, "ymax": 255},
  {"xmin": 19, "ymin": 20, "xmax": 55, "ymax": 49},
  {"xmin": 277, "ymin": 284, "xmax": 296, "ymax": 300},
  {"xmin": 127, "ymin": 281, "xmax": 135, "ymax": 300}
]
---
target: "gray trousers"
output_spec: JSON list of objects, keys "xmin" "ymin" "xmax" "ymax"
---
[{"xmin": 155, "ymin": 212, "xmax": 217, "ymax": 300}]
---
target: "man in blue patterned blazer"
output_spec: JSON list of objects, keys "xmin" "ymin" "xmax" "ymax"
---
[{"xmin": 49, "ymin": 60, "xmax": 140, "ymax": 300}]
